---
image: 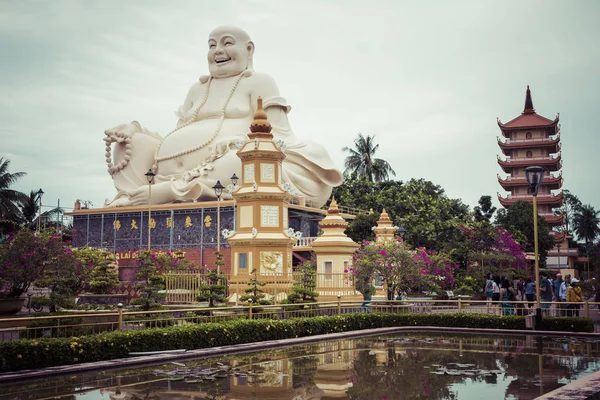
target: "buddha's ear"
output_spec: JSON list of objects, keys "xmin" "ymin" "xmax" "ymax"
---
[{"xmin": 247, "ymin": 41, "xmax": 255, "ymax": 70}]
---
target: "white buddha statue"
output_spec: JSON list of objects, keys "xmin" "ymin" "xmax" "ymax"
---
[{"xmin": 103, "ymin": 26, "xmax": 342, "ymax": 208}]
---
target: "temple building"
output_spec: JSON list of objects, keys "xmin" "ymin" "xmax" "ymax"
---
[{"xmin": 496, "ymin": 86, "xmax": 577, "ymax": 270}]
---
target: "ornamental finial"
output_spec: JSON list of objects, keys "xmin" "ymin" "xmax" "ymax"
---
[
  {"xmin": 328, "ymin": 197, "xmax": 340, "ymax": 214},
  {"xmin": 249, "ymin": 97, "xmax": 273, "ymax": 138}
]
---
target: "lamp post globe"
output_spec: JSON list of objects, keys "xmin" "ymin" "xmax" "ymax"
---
[{"xmin": 230, "ymin": 173, "xmax": 239, "ymax": 187}]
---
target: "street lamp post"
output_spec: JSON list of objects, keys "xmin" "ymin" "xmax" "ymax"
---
[
  {"xmin": 212, "ymin": 180, "xmax": 224, "ymax": 274},
  {"xmin": 36, "ymin": 188, "xmax": 44, "ymax": 231},
  {"xmin": 525, "ymin": 166, "xmax": 545, "ymax": 330},
  {"xmin": 145, "ymin": 169, "xmax": 156, "ymax": 250}
]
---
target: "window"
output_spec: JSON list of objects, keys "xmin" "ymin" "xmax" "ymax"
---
[
  {"xmin": 526, "ymin": 132, "xmax": 532, "ymax": 139},
  {"xmin": 526, "ymin": 150, "xmax": 532, "ymax": 158},
  {"xmin": 324, "ymin": 261, "xmax": 333, "ymax": 280},
  {"xmin": 239, "ymin": 253, "xmax": 247, "ymax": 269}
]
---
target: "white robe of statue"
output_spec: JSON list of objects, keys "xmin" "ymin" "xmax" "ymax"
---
[{"xmin": 103, "ymin": 26, "xmax": 343, "ymax": 208}]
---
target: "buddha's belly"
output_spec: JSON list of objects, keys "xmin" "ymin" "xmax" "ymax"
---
[{"xmin": 157, "ymin": 118, "xmax": 251, "ymax": 176}]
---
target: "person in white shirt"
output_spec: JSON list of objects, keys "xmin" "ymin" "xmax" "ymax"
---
[{"xmin": 559, "ymin": 274, "xmax": 571, "ymax": 316}]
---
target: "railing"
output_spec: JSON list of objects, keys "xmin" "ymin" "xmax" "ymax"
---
[
  {"xmin": 498, "ymin": 193, "xmax": 561, "ymax": 200},
  {"xmin": 1, "ymin": 299, "xmax": 597, "ymax": 343},
  {"xmin": 498, "ymin": 154, "xmax": 560, "ymax": 162},
  {"xmin": 165, "ymin": 272, "xmax": 357, "ymax": 304},
  {"xmin": 295, "ymin": 236, "xmax": 317, "ymax": 247},
  {"xmin": 498, "ymin": 136, "xmax": 558, "ymax": 145}
]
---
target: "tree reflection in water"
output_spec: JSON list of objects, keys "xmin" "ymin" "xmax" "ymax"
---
[{"xmin": 3, "ymin": 334, "xmax": 600, "ymax": 400}]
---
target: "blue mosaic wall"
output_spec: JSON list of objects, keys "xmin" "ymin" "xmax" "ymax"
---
[
  {"xmin": 72, "ymin": 206, "xmax": 322, "ymax": 252},
  {"xmin": 73, "ymin": 206, "xmax": 235, "ymax": 252}
]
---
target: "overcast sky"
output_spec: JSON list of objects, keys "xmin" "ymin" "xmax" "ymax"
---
[{"xmin": 1, "ymin": 0, "xmax": 599, "ymax": 218}]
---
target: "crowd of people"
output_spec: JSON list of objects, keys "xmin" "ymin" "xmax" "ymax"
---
[{"xmin": 484, "ymin": 272, "xmax": 586, "ymax": 317}]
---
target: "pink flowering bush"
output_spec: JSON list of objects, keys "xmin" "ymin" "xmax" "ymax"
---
[
  {"xmin": 0, "ymin": 229, "xmax": 76, "ymax": 299},
  {"xmin": 351, "ymin": 238, "xmax": 455, "ymax": 299}
]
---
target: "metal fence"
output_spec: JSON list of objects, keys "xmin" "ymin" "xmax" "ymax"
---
[
  {"xmin": 1, "ymin": 298, "xmax": 598, "ymax": 343},
  {"xmin": 165, "ymin": 272, "xmax": 357, "ymax": 304}
]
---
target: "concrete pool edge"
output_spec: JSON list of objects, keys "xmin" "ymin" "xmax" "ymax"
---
[
  {"xmin": 537, "ymin": 369, "xmax": 600, "ymax": 399},
  {"xmin": 0, "ymin": 326, "xmax": 598, "ymax": 384}
]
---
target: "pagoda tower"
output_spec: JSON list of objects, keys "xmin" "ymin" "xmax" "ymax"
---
[
  {"xmin": 311, "ymin": 197, "xmax": 360, "ymax": 299},
  {"xmin": 496, "ymin": 86, "xmax": 563, "ymax": 229},
  {"xmin": 226, "ymin": 98, "xmax": 297, "ymax": 287}
]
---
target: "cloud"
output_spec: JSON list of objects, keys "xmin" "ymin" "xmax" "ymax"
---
[{"xmin": 1, "ymin": 0, "xmax": 599, "ymax": 218}]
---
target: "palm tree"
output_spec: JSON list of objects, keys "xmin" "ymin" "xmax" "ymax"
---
[
  {"xmin": 342, "ymin": 133, "xmax": 396, "ymax": 182},
  {"xmin": 20, "ymin": 190, "xmax": 63, "ymax": 229},
  {"xmin": 573, "ymin": 204, "xmax": 600, "ymax": 245},
  {"xmin": 0, "ymin": 157, "xmax": 28, "ymax": 223}
]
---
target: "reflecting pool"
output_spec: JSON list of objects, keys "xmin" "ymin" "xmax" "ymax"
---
[{"xmin": 2, "ymin": 333, "xmax": 600, "ymax": 399}]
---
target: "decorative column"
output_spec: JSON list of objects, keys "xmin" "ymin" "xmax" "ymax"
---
[
  {"xmin": 311, "ymin": 197, "xmax": 360, "ymax": 300},
  {"xmin": 372, "ymin": 209, "xmax": 397, "ymax": 242},
  {"xmin": 225, "ymin": 98, "xmax": 298, "ymax": 303}
]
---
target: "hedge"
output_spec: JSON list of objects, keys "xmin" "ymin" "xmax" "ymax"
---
[{"xmin": 0, "ymin": 312, "xmax": 593, "ymax": 373}]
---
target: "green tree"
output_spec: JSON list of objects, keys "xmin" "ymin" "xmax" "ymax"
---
[
  {"xmin": 555, "ymin": 189, "xmax": 582, "ymax": 233},
  {"xmin": 495, "ymin": 201, "xmax": 554, "ymax": 265},
  {"xmin": 573, "ymin": 204, "xmax": 600, "ymax": 246},
  {"xmin": 473, "ymin": 195, "xmax": 497, "ymax": 222},
  {"xmin": 0, "ymin": 158, "xmax": 27, "ymax": 232},
  {"xmin": 287, "ymin": 259, "xmax": 319, "ymax": 303},
  {"xmin": 330, "ymin": 173, "xmax": 380, "ymax": 212},
  {"xmin": 19, "ymin": 190, "xmax": 64, "ymax": 230},
  {"xmin": 197, "ymin": 251, "xmax": 227, "ymax": 307},
  {"xmin": 344, "ymin": 211, "xmax": 379, "ymax": 243},
  {"xmin": 342, "ymin": 133, "xmax": 396, "ymax": 182},
  {"xmin": 332, "ymin": 176, "xmax": 470, "ymax": 252},
  {"xmin": 87, "ymin": 252, "xmax": 119, "ymax": 294},
  {"xmin": 239, "ymin": 269, "xmax": 270, "ymax": 305},
  {"xmin": 134, "ymin": 250, "xmax": 166, "ymax": 310}
]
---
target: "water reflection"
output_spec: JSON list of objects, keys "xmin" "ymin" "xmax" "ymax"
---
[{"xmin": 2, "ymin": 333, "xmax": 600, "ymax": 400}]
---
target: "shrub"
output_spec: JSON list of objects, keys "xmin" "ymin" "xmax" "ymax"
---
[{"xmin": 0, "ymin": 313, "xmax": 593, "ymax": 372}]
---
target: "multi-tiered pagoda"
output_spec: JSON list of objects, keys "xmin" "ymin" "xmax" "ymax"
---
[{"xmin": 497, "ymin": 86, "xmax": 563, "ymax": 228}]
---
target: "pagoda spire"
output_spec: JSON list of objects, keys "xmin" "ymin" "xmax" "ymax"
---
[
  {"xmin": 523, "ymin": 85, "xmax": 535, "ymax": 114},
  {"xmin": 248, "ymin": 97, "xmax": 273, "ymax": 140}
]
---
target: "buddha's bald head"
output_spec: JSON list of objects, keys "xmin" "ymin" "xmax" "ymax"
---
[{"xmin": 207, "ymin": 26, "xmax": 255, "ymax": 78}]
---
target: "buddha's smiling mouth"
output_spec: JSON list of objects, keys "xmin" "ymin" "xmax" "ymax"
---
[{"xmin": 215, "ymin": 57, "xmax": 231, "ymax": 64}]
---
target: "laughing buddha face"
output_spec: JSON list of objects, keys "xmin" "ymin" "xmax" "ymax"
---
[{"xmin": 207, "ymin": 26, "xmax": 254, "ymax": 78}]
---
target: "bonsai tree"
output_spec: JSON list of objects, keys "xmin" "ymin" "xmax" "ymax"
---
[
  {"xmin": 197, "ymin": 251, "xmax": 227, "ymax": 307},
  {"xmin": 87, "ymin": 251, "xmax": 119, "ymax": 294},
  {"xmin": 287, "ymin": 259, "xmax": 319, "ymax": 304},
  {"xmin": 133, "ymin": 250, "xmax": 166, "ymax": 310},
  {"xmin": 239, "ymin": 269, "xmax": 270, "ymax": 305}
]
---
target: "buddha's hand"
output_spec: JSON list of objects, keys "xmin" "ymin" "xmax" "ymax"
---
[{"xmin": 104, "ymin": 121, "xmax": 143, "ymax": 144}]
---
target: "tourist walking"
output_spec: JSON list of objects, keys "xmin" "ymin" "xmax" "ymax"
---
[
  {"xmin": 515, "ymin": 281, "xmax": 526, "ymax": 316},
  {"xmin": 485, "ymin": 274, "xmax": 495, "ymax": 313},
  {"xmin": 491, "ymin": 276, "xmax": 501, "ymax": 315},
  {"xmin": 525, "ymin": 278, "xmax": 535, "ymax": 311},
  {"xmin": 540, "ymin": 272, "xmax": 553, "ymax": 315},
  {"xmin": 560, "ymin": 274, "xmax": 571, "ymax": 316},
  {"xmin": 567, "ymin": 278, "xmax": 583, "ymax": 317},
  {"xmin": 501, "ymin": 285, "xmax": 516, "ymax": 316},
  {"xmin": 553, "ymin": 273, "xmax": 563, "ymax": 316}
]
